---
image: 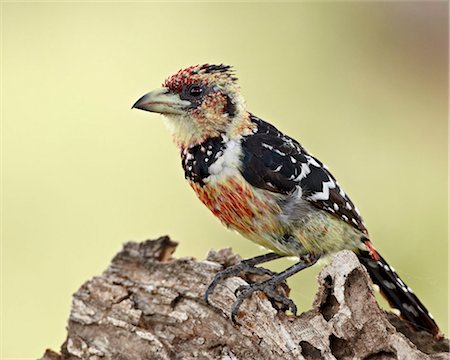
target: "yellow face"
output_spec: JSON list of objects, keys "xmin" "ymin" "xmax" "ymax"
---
[{"xmin": 133, "ymin": 64, "xmax": 247, "ymax": 147}]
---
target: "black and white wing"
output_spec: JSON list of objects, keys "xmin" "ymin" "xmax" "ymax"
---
[{"xmin": 241, "ymin": 115, "xmax": 367, "ymax": 235}]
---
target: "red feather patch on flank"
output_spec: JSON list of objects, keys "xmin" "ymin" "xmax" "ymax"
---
[{"xmin": 364, "ymin": 240, "xmax": 381, "ymax": 261}]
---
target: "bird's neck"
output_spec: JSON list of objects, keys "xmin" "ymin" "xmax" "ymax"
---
[{"xmin": 165, "ymin": 111, "xmax": 255, "ymax": 150}]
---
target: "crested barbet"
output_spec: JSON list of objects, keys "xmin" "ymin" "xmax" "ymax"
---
[{"xmin": 132, "ymin": 64, "xmax": 441, "ymax": 337}]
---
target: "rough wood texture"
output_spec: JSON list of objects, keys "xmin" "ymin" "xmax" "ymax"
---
[{"xmin": 42, "ymin": 237, "xmax": 448, "ymax": 360}]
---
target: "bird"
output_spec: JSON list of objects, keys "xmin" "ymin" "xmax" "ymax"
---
[{"xmin": 132, "ymin": 64, "xmax": 441, "ymax": 337}]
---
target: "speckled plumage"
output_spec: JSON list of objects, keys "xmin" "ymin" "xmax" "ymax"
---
[
  {"xmin": 133, "ymin": 64, "xmax": 442, "ymax": 337},
  {"xmin": 180, "ymin": 115, "xmax": 364, "ymax": 257}
]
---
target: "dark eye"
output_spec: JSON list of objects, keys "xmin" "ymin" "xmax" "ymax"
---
[{"xmin": 189, "ymin": 85, "xmax": 203, "ymax": 97}]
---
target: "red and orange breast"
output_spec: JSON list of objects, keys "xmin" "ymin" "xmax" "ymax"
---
[{"xmin": 189, "ymin": 176, "xmax": 280, "ymax": 236}]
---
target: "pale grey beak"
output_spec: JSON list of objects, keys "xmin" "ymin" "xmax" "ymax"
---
[{"xmin": 132, "ymin": 87, "xmax": 191, "ymax": 115}]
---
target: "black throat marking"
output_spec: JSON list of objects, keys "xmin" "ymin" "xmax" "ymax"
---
[{"xmin": 181, "ymin": 136, "xmax": 227, "ymax": 186}]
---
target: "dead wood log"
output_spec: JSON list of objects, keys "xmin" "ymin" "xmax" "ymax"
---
[{"xmin": 41, "ymin": 236, "xmax": 449, "ymax": 360}]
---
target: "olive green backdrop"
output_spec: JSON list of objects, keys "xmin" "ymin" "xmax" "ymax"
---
[{"xmin": 2, "ymin": 2, "xmax": 448, "ymax": 358}]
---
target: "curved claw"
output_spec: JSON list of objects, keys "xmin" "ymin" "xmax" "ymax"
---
[
  {"xmin": 291, "ymin": 303, "xmax": 298, "ymax": 315},
  {"xmin": 204, "ymin": 266, "xmax": 237, "ymax": 305},
  {"xmin": 203, "ymin": 269, "xmax": 227, "ymax": 305},
  {"xmin": 231, "ymin": 290, "xmax": 249, "ymax": 324},
  {"xmin": 204, "ymin": 288, "xmax": 212, "ymax": 305},
  {"xmin": 230, "ymin": 281, "xmax": 298, "ymax": 324},
  {"xmin": 204, "ymin": 277, "xmax": 219, "ymax": 305},
  {"xmin": 268, "ymin": 292, "xmax": 297, "ymax": 315},
  {"xmin": 289, "ymin": 301, "xmax": 297, "ymax": 315}
]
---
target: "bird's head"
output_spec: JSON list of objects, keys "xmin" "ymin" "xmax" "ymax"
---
[{"xmin": 132, "ymin": 64, "xmax": 253, "ymax": 148}]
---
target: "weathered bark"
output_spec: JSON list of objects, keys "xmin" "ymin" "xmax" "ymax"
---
[{"xmin": 42, "ymin": 237, "xmax": 448, "ymax": 360}]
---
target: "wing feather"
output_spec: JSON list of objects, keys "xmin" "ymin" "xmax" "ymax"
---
[{"xmin": 241, "ymin": 115, "xmax": 367, "ymax": 234}]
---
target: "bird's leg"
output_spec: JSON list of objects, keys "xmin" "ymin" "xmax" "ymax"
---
[
  {"xmin": 204, "ymin": 252, "xmax": 283, "ymax": 305},
  {"xmin": 231, "ymin": 253, "xmax": 321, "ymax": 323}
]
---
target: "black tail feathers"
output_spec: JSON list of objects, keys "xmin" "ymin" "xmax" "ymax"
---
[{"xmin": 357, "ymin": 246, "xmax": 441, "ymax": 338}]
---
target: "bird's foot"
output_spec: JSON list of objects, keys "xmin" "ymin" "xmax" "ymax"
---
[
  {"xmin": 228, "ymin": 254, "xmax": 321, "ymax": 323},
  {"xmin": 204, "ymin": 256, "xmax": 279, "ymax": 305},
  {"xmin": 204, "ymin": 252, "xmax": 319, "ymax": 324},
  {"xmin": 231, "ymin": 279, "xmax": 296, "ymax": 323}
]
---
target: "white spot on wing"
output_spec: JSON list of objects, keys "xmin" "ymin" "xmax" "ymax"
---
[
  {"xmin": 274, "ymin": 165, "xmax": 283, "ymax": 172},
  {"xmin": 273, "ymin": 149, "xmax": 286, "ymax": 156},
  {"xmin": 396, "ymin": 277, "xmax": 406, "ymax": 288},
  {"xmin": 308, "ymin": 157, "xmax": 321, "ymax": 167},
  {"xmin": 293, "ymin": 162, "xmax": 311, "ymax": 181},
  {"xmin": 308, "ymin": 179, "xmax": 336, "ymax": 201}
]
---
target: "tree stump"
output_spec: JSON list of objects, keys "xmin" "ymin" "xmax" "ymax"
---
[{"xmin": 41, "ymin": 236, "xmax": 449, "ymax": 360}]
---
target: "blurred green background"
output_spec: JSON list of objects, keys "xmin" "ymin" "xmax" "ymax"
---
[{"xmin": 2, "ymin": 2, "xmax": 448, "ymax": 358}]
